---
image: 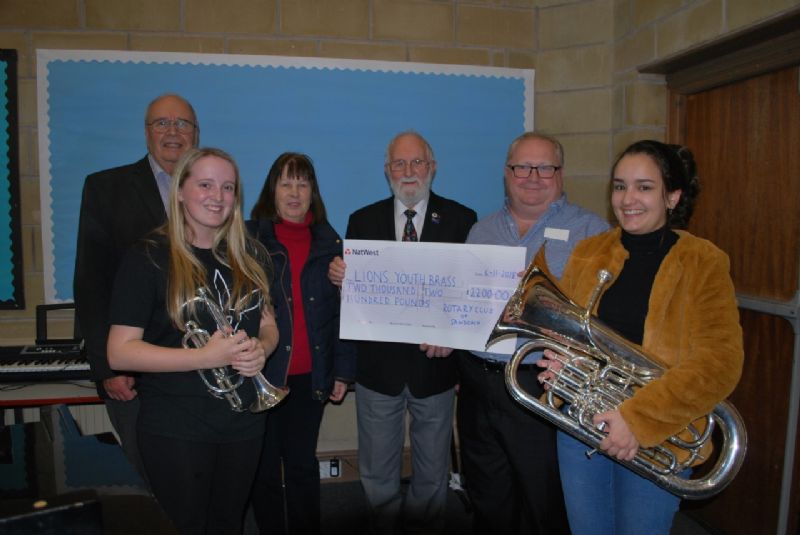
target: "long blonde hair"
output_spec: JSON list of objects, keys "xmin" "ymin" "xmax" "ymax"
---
[{"xmin": 162, "ymin": 147, "xmax": 271, "ymax": 328}]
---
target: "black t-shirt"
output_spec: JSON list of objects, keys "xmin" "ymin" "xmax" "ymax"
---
[{"xmin": 109, "ymin": 238, "xmax": 266, "ymax": 442}]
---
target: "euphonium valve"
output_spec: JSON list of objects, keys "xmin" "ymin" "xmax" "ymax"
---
[{"xmin": 487, "ymin": 262, "xmax": 747, "ymax": 500}]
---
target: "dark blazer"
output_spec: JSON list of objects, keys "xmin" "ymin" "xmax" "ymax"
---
[
  {"xmin": 345, "ymin": 191, "xmax": 477, "ymax": 398},
  {"xmin": 246, "ymin": 218, "xmax": 357, "ymax": 400},
  {"xmin": 74, "ymin": 156, "xmax": 166, "ymax": 397}
]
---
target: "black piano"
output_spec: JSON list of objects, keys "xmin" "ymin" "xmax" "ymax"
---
[
  {"xmin": 0, "ymin": 304, "xmax": 91, "ymax": 383},
  {"xmin": 0, "ymin": 343, "xmax": 89, "ymax": 382}
]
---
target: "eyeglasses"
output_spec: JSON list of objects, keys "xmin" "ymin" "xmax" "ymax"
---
[
  {"xmin": 388, "ymin": 159, "xmax": 430, "ymax": 173},
  {"xmin": 146, "ymin": 118, "xmax": 197, "ymax": 134},
  {"xmin": 506, "ymin": 164, "xmax": 561, "ymax": 179}
]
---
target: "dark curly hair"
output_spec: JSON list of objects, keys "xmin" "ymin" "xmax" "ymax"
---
[{"xmin": 611, "ymin": 140, "xmax": 700, "ymax": 229}]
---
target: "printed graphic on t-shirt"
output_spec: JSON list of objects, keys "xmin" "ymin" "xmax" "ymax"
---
[{"xmin": 208, "ymin": 268, "xmax": 263, "ymax": 332}]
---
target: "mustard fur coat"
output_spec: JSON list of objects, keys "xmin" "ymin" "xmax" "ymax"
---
[{"xmin": 551, "ymin": 227, "xmax": 744, "ymax": 450}]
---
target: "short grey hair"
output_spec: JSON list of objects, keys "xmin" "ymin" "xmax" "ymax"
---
[
  {"xmin": 144, "ymin": 93, "xmax": 197, "ymax": 124},
  {"xmin": 505, "ymin": 131, "xmax": 564, "ymax": 166}
]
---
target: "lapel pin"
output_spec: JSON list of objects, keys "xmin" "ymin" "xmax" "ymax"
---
[{"xmin": 431, "ymin": 212, "xmax": 440, "ymax": 224}]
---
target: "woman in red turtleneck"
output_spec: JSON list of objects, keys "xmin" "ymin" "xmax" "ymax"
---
[{"xmin": 246, "ymin": 153, "xmax": 356, "ymax": 535}]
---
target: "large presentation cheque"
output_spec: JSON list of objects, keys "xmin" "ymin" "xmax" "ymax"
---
[{"xmin": 340, "ymin": 240, "xmax": 526, "ymax": 352}]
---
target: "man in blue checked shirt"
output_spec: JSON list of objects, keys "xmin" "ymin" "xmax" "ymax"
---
[{"xmin": 457, "ymin": 132, "xmax": 609, "ymax": 535}]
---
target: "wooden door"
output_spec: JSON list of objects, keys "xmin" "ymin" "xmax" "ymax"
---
[{"xmin": 673, "ymin": 66, "xmax": 800, "ymax": 535}]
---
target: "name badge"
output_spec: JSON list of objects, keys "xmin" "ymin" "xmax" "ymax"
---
[{"xmin": 544, "ymin": 227, "xmax": 570, "ymax": 241}]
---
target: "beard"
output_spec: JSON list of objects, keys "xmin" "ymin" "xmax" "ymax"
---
[{"xmin": 390, "ymin": 173, "xmax": 432, "ymax": 207}]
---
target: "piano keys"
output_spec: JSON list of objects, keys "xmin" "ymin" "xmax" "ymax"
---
[{"xmin": 0, "ymin": 344, "xmax": 90, "ymax": 382}]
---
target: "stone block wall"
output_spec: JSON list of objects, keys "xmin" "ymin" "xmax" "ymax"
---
[
  {"xmin": 612, "ymin": 0, "xmax": 799, "ymax": 155},
  {"xmin": 0, "ymin": 0, "xmax": 797, "ymax": 339}
]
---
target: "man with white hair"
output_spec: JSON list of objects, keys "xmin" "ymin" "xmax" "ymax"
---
[
  {"xmin": 74, "ymin": 94, "xmax": 199, "ymax": 479},
  {"xmin": 329, "ymin": 131, "xmax": 477, "ymax": 534}
]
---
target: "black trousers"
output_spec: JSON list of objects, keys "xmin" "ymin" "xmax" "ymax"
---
[
  {"xmin": 251, "ymin": 373, "xmax": 326, "ymax": 535},
  {"xmin": 138, "ymin": 430, "xmax": 262, "ymax": 535},
  {"xmin": 456, "ymin": 352, "xmax": 571, "ymax": 535}
]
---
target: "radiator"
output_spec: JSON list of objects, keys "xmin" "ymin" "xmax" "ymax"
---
[
  {"xmin": 3, "ymin": 403, "xmax": 116, "ymax": 438},
  {"xmin": 68, "ymin": 403, "xmax": 115, "ymax": 436}
]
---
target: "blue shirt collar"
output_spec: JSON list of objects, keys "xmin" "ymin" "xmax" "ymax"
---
[{"xmin": 501, "ymin": 194, "xmax": 568, "ymax": 239}]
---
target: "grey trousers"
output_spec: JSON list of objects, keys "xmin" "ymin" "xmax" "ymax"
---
[
  {"xmin": 104, "ymin": 396, "xmax": 148, "ymax": 483},
  {"xmin": 356, "ymin": 383, "xmax": 455, "ymax": 535}
]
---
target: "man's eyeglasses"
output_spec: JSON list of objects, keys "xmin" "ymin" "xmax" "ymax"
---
[
  {"xmin": 506, "ymin": 164, "xmax": 561, "ymax": 179},
  {"xmin": 146, "ymin": 118, "xmax": 197, "ymax": 134},
  {"xmin": 388, "ymin": 159, "xmax": 430, "ymax": 173}
]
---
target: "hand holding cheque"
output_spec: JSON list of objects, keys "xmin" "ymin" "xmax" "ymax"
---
[{"xmin": 333, "ymin": 240, "xmax": 525, "ymax": 353}]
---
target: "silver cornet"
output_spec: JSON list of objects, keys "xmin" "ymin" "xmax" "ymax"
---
[
  {"xmin": 181, "ymin": 288, "xmax": 288, "ymax": 412},
  {"xmin": 488, "ymin": 262, "xmax": 746, "ymax": 500}
]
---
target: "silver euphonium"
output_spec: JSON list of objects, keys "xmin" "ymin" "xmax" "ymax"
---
[
  {"xmin": 181, "ymin": 288, "xmax": 288, "ymax": 413},
  {"xmin": 487, "ymin": 262, "xmax": 747, "ymax": 500}
]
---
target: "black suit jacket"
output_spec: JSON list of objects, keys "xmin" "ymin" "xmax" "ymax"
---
[
  {"xmin": 74, "ymin": 156, "xmax": 166, "ymax": 397},
  {"xmin": 346, "ymin": 191, "xmax": 477, "ymax": 398}
]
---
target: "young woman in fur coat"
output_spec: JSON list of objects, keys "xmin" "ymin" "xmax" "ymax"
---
[{"xmin": 537, "ymin": 140, "xmax": 744, "ymax": 535}]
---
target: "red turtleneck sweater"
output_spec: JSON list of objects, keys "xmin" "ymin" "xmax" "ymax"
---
[{"xmin": 274, "ymin": 214, "xmax": 312, "ymax": 375}]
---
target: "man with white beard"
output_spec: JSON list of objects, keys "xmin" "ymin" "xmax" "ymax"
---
[{"xmin": 329, "ymin": 131, "xmax": 476, "ymax": 534}]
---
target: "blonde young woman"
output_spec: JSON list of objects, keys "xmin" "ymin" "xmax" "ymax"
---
[{"xmin": 107, "ymin": 147, "xmax": 279, "ymax": 534}]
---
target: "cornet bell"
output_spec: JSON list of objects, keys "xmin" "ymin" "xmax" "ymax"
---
[{"xmin": 249, "ymin": 374, "xmax": 289, "ymax": 412}]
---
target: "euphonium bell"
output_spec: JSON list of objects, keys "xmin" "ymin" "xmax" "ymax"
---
[{"xmin": 487, "ymin": 262, "xmax": 747, "ymax": 500}]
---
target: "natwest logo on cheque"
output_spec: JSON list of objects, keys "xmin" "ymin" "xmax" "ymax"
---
[{"xmin": 344, "ymin": 248, "xmax": 380, "ymax": 256}]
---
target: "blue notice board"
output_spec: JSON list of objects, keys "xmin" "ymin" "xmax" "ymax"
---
[{"xmin": 37, "ymin": 50, "xmax": 534, "ymax": 303}]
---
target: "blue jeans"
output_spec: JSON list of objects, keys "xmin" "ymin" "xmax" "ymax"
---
[{"xmin": 557, "ymin": 431, "xmax": 682, "ymax": 535}]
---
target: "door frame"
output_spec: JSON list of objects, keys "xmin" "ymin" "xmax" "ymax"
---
[{"xmin": 639, "ymin": 8, "xmax": 800, "ymax": 535}]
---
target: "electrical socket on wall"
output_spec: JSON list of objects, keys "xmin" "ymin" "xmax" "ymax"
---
[{"xmin": 319, "ymin": 458, "xmax": 341, "ymax": 479}]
